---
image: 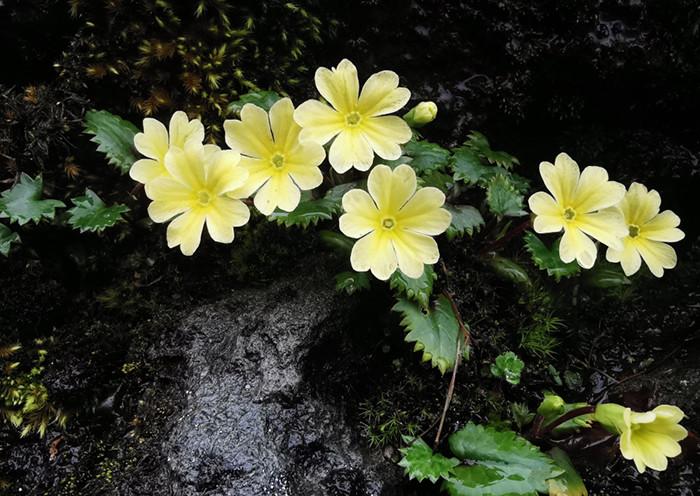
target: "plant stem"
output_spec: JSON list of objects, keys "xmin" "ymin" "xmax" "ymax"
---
[
  {"xmin": 535, "ymin": 405, "xmax": 596, "ymax": 438},
  {"xmin": 482, "ymin": 217, "xmax": 532, "ymax": 254}
]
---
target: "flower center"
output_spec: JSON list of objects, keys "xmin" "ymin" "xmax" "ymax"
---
[
  {"xmin": 381, "ymin": 217, "xmax": 396, "ymax": 230},
  {"xmin": 628, "ymin": 224, "xmax": 640, "ymax": 238},
  {"xmin": 197, "ymin": 190, "xmax": 211, "ymax": 205},
  {"xmin": 271, "ymin": 153, "xmax": 285, "ymax": 169},
  {"xmin": 563, "ymin": 207, "xmax": 576, "ymax": 221},
  {"xmin": 345, "ymin": 111, "xmax": 362, "ymax": 127}
]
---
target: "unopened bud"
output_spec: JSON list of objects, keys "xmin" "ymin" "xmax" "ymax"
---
[{"xmin": 403, "ymin": 101, "xmax": 438, "ymax": 128}]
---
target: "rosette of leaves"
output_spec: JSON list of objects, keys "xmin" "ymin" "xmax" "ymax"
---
[{"xmin": 490, "ymin": 351, "xmax": 525, "ymax": 385}]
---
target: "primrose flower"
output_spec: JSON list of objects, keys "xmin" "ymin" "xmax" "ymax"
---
[
  {"xmin": 403, "ymin": 101, "xmax": 438, "ymax": 128},
  {"xmin": 528, "ymin": 153, "xmax": 627, "ymax": 268},
  {"xmin": 294, "ymin": 59, "xmax": 412, "ymax": 173},
  {"xmin": 130, "ymin": 111, "xmax": 205, "ymax": 188},
  {"xmin": 606, "ymin": 182, "xmax": 684, "ymax": 277},
  {"xmin": 595, "ymin": 403, "xmax": 688, "ymax": 473},
  {"xmin": 339, "ymin": 164, "xmax": 451, "ymax": 281},
  {"xmin": 223, "ymin": 98, "xmax": 325, "ymax": 215},
  {"xmin": 146, "ymin": 140, "xmax": 250, "ymax": 255}
]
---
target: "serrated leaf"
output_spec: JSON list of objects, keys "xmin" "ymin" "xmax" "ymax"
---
[
  {"xmin": 419, "ymin": 170, "xmax": 454, "ymax": 193},
  {"xmin": 489, "ymin": 256, "xmax": 531, "ymax": 286},
  {"xmin": 465, "ymin": 131, "xmax": 520, "ymax": 169},
  {"xmin": 67, "ymin": 189, "xmax": 129, "ymax": 233},
  {"xmin": 269, "ymin": 198, "xmax": 339, "ymax": 228},
  {"xmin": 227, "ymin": 90, "xmax": 282, "ymax": 114},
  {"xmin": 392, "ymin": 138, "xmax": 451, "ymax": 173},
  {"xmin": 446, "ymin": 423, "xmax": 563, "ymax": 495},
  {"xmin": 486, "ymin": 175, "xmax": 526, "ymax": 218},
  {"xmin": 319, "ymin": 230, "xmax": 354, "ymax": 254},
  {"xmin": 389, "ymin": 265, "xmax": 436, "ymax": 309},
  {"xmin": 446, "ymin": 204, "xmax": 484, "ymax": 240},
  {"xmin": 0, "ymin": 174, "xmax": 65, "ymax": 225},
  {"xmin": 583, "ymin": 261, "xmax": 631, "ymax": 288},
  {"xmin": 392, "ymin": 295, "xmax": 460, "ymax": 374},
  {"xmin": 0, "ymin": 224, "xmax": 20, "ymax": 256},
  {"xmin": 524, "ymin": 232, "xmax": 580, "ymax": 281},
  {"xmin": 84, "ymin": 110, "xmax": 140, "ymax": 174},
  {"xmin": 398, "ymin": 437, "xmax": 460, "ymax": 483},
  {"xmin": 451, "ymin": 147, "xmax": 492, "ymax": 185},
  {"xmin": 323, "ymin": 181, "xmax": 361, "ymax": 206},
  {"xmin": 490, "ymin": 351, "xmax": 525, "ymax": 385},
  {"xmin": 546, "ymin": 448, "xmax": 588, "ymax": 496},
  {"xmin": 334, "ymin": 271, "xmax": 371, "ymax": 295}
]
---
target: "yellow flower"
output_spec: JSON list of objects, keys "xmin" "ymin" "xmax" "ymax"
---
[
  {"xmin": 223, "ymin": 98, "xmax": 325, "ymax": 215},
  {"xmin": 130, "ymin": 111, "xmax": 205, "ymax": 187},
  {"xmin": 146, "ymin": 141, "xmax": 250, "ymax": 255},
  {"xmin": 595, "ymin": 403, "xmax": 688, "ymax": 473},
  {"xmin": 339, "ymin": 164, "xmax": 451, "ymax": 280},
  {"xmin": 403, "ymin": 101, "xmax": 438, "ymax": 128},
  {"xmin": 606, "ymin": 182, "xmax": 684, "ymax": 277},
  {"xmin": 294, "ymin": 59, "xmax": 412, "ymax": 174},
  {"xmin": 528, "ymin": 152, "xmax": 627, "ymax": 268}
]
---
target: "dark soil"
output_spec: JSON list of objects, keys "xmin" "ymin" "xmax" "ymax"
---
[{"xmin": 1, "ymin": 0, "xmax": 700, "ymax": 495}]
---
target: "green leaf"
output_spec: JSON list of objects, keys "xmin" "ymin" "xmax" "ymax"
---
[
  {"xmin": 389, "ymin": 265, "xmax": 436, "ymax": 309},
  {"xmin": 84, "ymin": 110, "xmax": 140, "ymax": 174},
  {"xmin": 334, "ymin": 271, "xmax": 371, "ymax": 295},
  {"xmin": 524, "ymin": 232, "xmax": 580, "ymax": 281},
  {"xmin": 269, "ymin": 198, "xmax": 339, "ymax": 228},
  {"xmin": 67, "ymin": 189, "xmax": 129, "ymax": 233},
  {"xmin": 445, "ymin": 423, "xmax": 563, "ymax": 495},
  {"xmin": 401, "ymin": 138, "xmax": 451, "ymax": 173},
  {"xmin": 546, "ymin": 448, "xmax": 588, "ymax": 496},
  {"xmin": 227, "ymin": 90, "xmax": 282, "ymax": 114},
  {"xmin": 392, "ymin": 295, "xmax": 460, "ymax": 374},
  {"xmin": 583, "ymin": 261, "xmax": 631, "ymax": 288},
  {"xmin": 0, "ymin": 174, "xmax": 65, "ymax": 225},
  {"xmin": 319, "ymin": 230, "xmax": 354, "ymax": 254},
  {"xmin": 0, "ymin": 224, "xmax": 20, "ymax": 256},
  {"xmin": 323, "ymin": 181, "xmax": 361, "ymax": 205},
  {"xmin": 489, "ymin": 256, "xmax": 531, "ymax": 286},
  {"xmin": 465, "ymin": 131, "xmax": 520, "ymax": 169},
  {"xmin": 398, "ymin": 437, "xmax": 460, "ymax": 483},
  {"xmin": 446, "ymin": 204, "xmax": 484, "ymax": 240},
  {"xmin": 536, "ymin": 392, "xmax": 594, "ymax": 435},
  {"xmin": 419, "ymin": 170, "xmax": 454, "ymax": 193},
  {"xmin": 490, "ymin": 351, "xmax": 525, "ymax": 385},
  {"xmin": 486, "ymin": 175, "xmax": 526, "ymax": 218},
  {"xmin": 451, "ymin": 147, "xmax": 492, "ymax": 185}
]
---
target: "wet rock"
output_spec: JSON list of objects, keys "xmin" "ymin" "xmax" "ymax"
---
[{"xmin": 126, "ymin": 266, "xmax": 403, "ymax": 496}]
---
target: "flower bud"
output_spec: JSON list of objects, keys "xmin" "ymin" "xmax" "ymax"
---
[
  {"xmin": 594, "ymin": 403, "xmax": 627, "ymax": 434},
  {"xmin": 403, "ymin": 101, "xmax": 438, "ymax": 128},
  {"xmin": 537, "ymin": 392, "xmax": 565, "ymax": 418}
]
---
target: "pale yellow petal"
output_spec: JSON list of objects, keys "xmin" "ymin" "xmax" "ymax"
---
[
  {"xmin": 635, "ymin": 238, "xmax": 677, "ymax": 277},
  {"xmin": 339, "ymin": 215, "xmax": 376, "ymax": 239},
  {"xmin": 528, "ymin": 191, "xmax": 560, "ymax": 216},
  {"xmin": 573, "ymin": 166, "xmax": 626, "ymax": 213},
  {"xmin": 254, "ymin": 173, "xmax": 301, "ymax": 215},
  {"xmin": 607, "ymin": 238, "xmax": 642, "ymax": 276},
  {"xmin": 540, "ymin": 153, "xmax": 579, "ymax": 206},
  {"xmin": 168, "ymin": 111, "xmax": 204, "ymax": 148},
  {"xmin": 230, "ymin": 157, "xmax": 273, "ymax": 198},
  {"xmin": 315, "ymin": 59, "xmax": 359, "ymax": 113},
  {"xmin": 652, "ymin": 405, "xmax": 685, "ymax": 424},
  {"xmin": 164, "ymin": 142, "xmax": 205, "ymax": 189},
  {"xmin": 269, "ymin": 98, "xmax": 300, "ymax": 151},
  {"xmin": 350, "ymin": 231, "xmax": 397, "ymax": 281},
  {"xmin": 146, "ymin": 177, "xmax": 193, "ymax": 221},
  {"xmin": 575, "ymin": 208, "xmax": 627, "ymax": 250},
  {"xmin": 368, "ymin": 164, "xmax": 416, "ymax": 214},
  {"xmin": 642, "ymin": 211, "xmax": 684, "ymax": 242},
  {"xmin": 559, "ymin": 226, "xmax": 597, "ymax": 268},
  {"xmin": 357, "ymin": 70, "xmax": 411, "ymax": 116},
  {"xmin": 130, "ymin": 158, "xmax": 165, "ymax": 184},
  {"xmin": 341, "ymin": 188, "xmax": 379, "ymax": 235},
  {"xmin": 634, "ymin": 433, "xmax": 670, "ymax": 472},
  {"xmin": 134, "ymin": 118, "xmax": 168, "ymax": 160},
  {"xmin": 620, "ymin": 429, "xmax": 636, "ymax": 462},
  {"xmin": 205, "ymin": 197, "xmax": 250, "ymax": 243},
  {"xmin": 393, "ymin": 230, "xmax": 440, "ymax": 278},
  {"xmin": 328, "ymin": 129, "xmax": 374, "ymax": 173},
  {"xmin": 397, "ymin": 188, "xmax": 451, "ymax": 236},
  {"xmin": 223, "ymin": 104, "xmax": 274, "ymax": 158},
  {"xmin": 206, "ymin": 150, "xmax": 247, "ymax": 195},
  {"xmin": 288, "ymin": 166, "xmax": 323, "ymax": 191},
  {"xmin": 361, "ymin": 116, "xmax": 412, "ymax": 160},
  {"xmin": 534, "ymin": 216, "xmax": 564, "ymax": 234},
  {"xmin": 166, "ymin": 210, "xmax": 206, "ymax": 256},
  {"xmin": 621, "ymin": 182, "xmax": 661, "ymax": 225},
  {"xmin": 294, "ymin": 100, "xmax": 345, "ymax": 145}
]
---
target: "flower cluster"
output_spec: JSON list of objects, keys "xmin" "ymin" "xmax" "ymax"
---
[
  {"xmin": 130, "ymin": 59, "xmax": 448, "ymax": 280},
  {"xmin": 529, "ymin": 153, "xmax": 684, "ymax": 276}
]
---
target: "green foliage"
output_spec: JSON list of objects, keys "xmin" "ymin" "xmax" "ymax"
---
[
  {"xmin": 389, "ymin": 265, "xmax": 436, "ymax": 310},
  {"xmin": 547, "ymin": 448, "xmax": 588, "ymax": 496},
  {"xmin": 510, "ymin": 402, "xmax": 536, "ymax": 430},
  {"xmin": 401, "ymin": 138, "xmax": 451, "ymax": 173},
  {"xmin": 445, "ymin": 204, "xmax": 484, "ymax": 240},
  {"xmin": 490, "ymin": 351, "xmax": 525, "ymax": 385},
  {"xmin": 392, "ymin": 295, "xmax": 461, "ymax": 375},
  {"xmin": 583, "ymin": 261, "xmax": 631, "ymax": 289},
  {"xmin": 67, "ymin": 189, "xmax": 129, "ymax": 233},
  {"xmin": 227, "ymin": 90, "xmax": 282, "ymax": 114},
  {"xmin": 445, "ymin": 423, "xmax": 563, "ymax": 495},
  {"xmin": 320, "ymin": 230, "xmax": 354, "ymax": 254},
  {"xmin": 536, "ymin": 392, "xmax": 593, "ymax": 435},
  {"xmin": 489, "ymin": 256, "xmax": 531, "ymax": 286},
  {"xmin": 486, "ymin": 175, "xmax": 526, "ymax": 218},
  {"xmin": 520, "ymin": 312, "xmax": 563, "ymax": 358},
  {"xmin": 0, "ymin": 174, "xmax": 65, "ymax": 225},
  {"xmin": 399, "ymin": 437, "xmax": 460, "ymax": 483},
  {"xmin": 524, "ymin": 233, "xmax": 580, "ymax": 281},
  {"xmin": 0, "ymin": 224, "xmax": 20, "ymax": 256},
  {"xmin": 360, "ymin": 395, "xmax": 421, "ymax": 448},
  {"xmin": 84, "ymin": 110, "xmax": 140, "ymax": 174},
  {"xmin": 269, "ymin": 198, "xmax": 339, "ymax": 228},
  {"xmin": 419, "ymin": 170, "xmax": 454, "ymax": 193},
  {"xmin": 451, "ymin": 147, "xmax": 490, "ymax": 185},
  {"xmin": 334, "ymin": 271, "xmax": 371, "ymax": 295},
  {"xmin": 464, "ymin": 131, "xmax": 520, "ymax": 170}
]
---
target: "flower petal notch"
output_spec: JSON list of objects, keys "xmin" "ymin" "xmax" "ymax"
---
[
  {"xmin": 605, "ymin": 182, "xmax": 684, "ymax": 277},
  {"xmin": 223, "ymin": 98, "xmax": 326, "ymax": 216},
  {"xmin": 146, "ymin": 140, "xmax": 250, "ymax": 255},
  {"xmin": 528, "ymin": 152, "xmax": 627, "ymax": 269},
  {"xmin": 339, "ymin": 164, "xmax": 452, "ymax": 281},
  {"xmin": 595, "ymin": 403, "xmax": 688, "ymax": 473},
  {"xmin": 294, "ymin": 59, "xmax": 412, "ymax": 174}
]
